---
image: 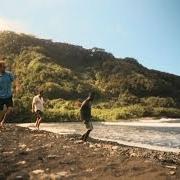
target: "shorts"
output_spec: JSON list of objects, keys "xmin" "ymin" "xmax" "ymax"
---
[
  {"xmin": 84, "ymin": 120, "xmax": 93, "ymax": 130},
  {"xmin": 0, "ymin": 96, "xmax": 13, "ymax": 111},
  {"xmin": 35, "ymin": 110, "xmax": 44, "ymax": 119}
]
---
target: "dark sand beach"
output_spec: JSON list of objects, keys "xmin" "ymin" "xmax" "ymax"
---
[{"xmin": 0, "ymin": 125, "xmax": 180, "ymax": 180}]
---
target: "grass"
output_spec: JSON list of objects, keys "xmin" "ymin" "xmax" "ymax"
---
[
  {"xmin": 93, "ymin": 105, "xmax": 180, "ymax": 121},
  {"xmin": 12, "ymin": 98, "xmax": 180, "ymax": 122}
]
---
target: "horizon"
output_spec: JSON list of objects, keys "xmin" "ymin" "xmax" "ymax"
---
[{"xmin": 0, "ymin": 0, "xmax": 180, "ymax": 75}]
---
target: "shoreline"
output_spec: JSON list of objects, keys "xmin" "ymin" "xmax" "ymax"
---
[
  {"xmin": 0, "ymin": 125, "xmax": 180, "ymax": 179},
  {"xmin": 17, "ymin": 121, "xmax": 180, "ymax": 153}
]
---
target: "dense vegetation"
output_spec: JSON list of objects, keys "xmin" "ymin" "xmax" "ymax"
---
[{"xmin": 1, "ymin": 31, "xmax": 180, "ymax": 122}]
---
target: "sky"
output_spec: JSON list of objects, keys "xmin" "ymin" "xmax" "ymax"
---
[{"xmin": 0, "ymin": 0, "xmax": 180, "ymax": 75}]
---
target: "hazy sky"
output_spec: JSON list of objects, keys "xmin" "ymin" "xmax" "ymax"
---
[{"xmin": 0, "ymin": 0, "xmax": 180, "ymax": 75}]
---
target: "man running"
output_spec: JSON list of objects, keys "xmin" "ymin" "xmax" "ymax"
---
[
  {"xmin": 32, "ymin": 90, "xmax": 44, "ymax": 130},
  {"xmin": 80, "ymin": 92, "xmax": 95, "ymax": 141},
  {"xmin": 0, "ymin": 60, "xmax": 14, "ymax": 128}
]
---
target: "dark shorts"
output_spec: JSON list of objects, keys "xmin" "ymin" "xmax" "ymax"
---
[
  {"xmin": 35, "ymin": 110, "xmax": 43, "ymax": 119},
  {"xmin": 0, "ymin": 96, "xmax": 13, "ymax": 111}
]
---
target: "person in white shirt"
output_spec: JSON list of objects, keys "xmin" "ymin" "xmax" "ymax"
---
[{"xmin": 32, "ymin": 90, "xmax": 44, "ymax": 130}]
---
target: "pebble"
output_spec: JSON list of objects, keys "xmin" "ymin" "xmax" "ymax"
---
[
  {"xmin": 112, "ymin": 146, "xmax": 118, "ymax": 151},
  {"xmin": 41, "ymin": 171, "xmax": 69, "ymax": 179},
  {"xmin": 103, "ymin": 145, "xmax": 111, "ymax": 150},
  {"xmin": 95, "ymin": 143, "xmax": 101, "ymax": 148},
  {"xmin": 15, "ymin": 175, "xmax": 23, "ymax": 179},
  {"xmin": 25, "ymin": 148, "xmax": 33, "ymax": 152},
  {"xmin": 69, "ymin": 138, "xmax": 75, "ymax": 141},
  {"xmin": 32, "ymin": 169, "xmax": 45, "ymax": 174},
  {"xmin": 16, "ymin": 161, "xmax": 26, "ymax": 165},
  {"xmin": 56, "ymin": 171, "xmax": 68, "ymax": 177},
  {"xmin": 47, "ymin": 155, "xmax": 58, "ymax": 159},
  {"xmin": 83, "ymin": 142, "xmax": 89, "ymax": 145},
  {"xmin": 169, "ymin": 171, "xmax": 176, "ymax": 175},
  {"xmin": 86, "ymin": 168, "xmax": 93, "ymax": 172},
  {"xmin": 166, "ymin": 165, "xmax": 177, "ymax": 170},
  {"xmin": 89, "ymin": 144, "xmax": 95, "ymax": 148},
  {"xmin": 110, "ymin": 151, "xmax": 115, "ymax": 155},
  {"xmin": 45, "ymin": 168, "xmax": 50, "ymax": 172},
  {"xmin": 43, "ymin": 143, "xmax": 53, "ymax": 148},
  {"xmin": 70, "ymin": 167, "xmax": 75, "ymax": 171},
  {"xmin": 74, "ymin": 140, "xmax": 84, "ymax": 144},
  {"xmin": 18, "ymin": 144, "xmax": 26, "ymax": 148},
  {"xmin": 3, "ymin": 151, "xmax": 14, "ymax": 155},
  {"xmin": 130, "ymin": 153, "xmax": 137, "ymax": 157},
  {"xmin": 94, "ymin": 148, "xmax": 99, "ymax": 152}
]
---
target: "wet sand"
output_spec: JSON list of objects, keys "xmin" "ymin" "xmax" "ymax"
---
[{"xmin": 0, "ymin": 125, "xmax": 180, "ymax": 179}]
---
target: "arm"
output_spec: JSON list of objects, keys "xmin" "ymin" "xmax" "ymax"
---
[
  {"xmin": 80, "ymin": 100, "xmax": 87, "ymax": 111},
  {"xmin": 32, "ymin": 97, "xmax": 36, "ymax": 112},
  {"xmin": 32, "ymin": 102, "xmax": 35, "ymax": 113},
  {"xmin": 43, "ymin": 98, "xmax": 46, "ymax": 106},
  {"xmin": 8, "ymin": 72, "xmax": 15, "ymax": 82}
]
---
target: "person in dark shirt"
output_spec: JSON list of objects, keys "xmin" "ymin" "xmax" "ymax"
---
[{"xmin": 80, "ymin": 92, "xmax": 95, "ymax": 141}]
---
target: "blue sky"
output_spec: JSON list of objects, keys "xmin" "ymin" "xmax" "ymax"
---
[{"xmin": 0, "ymin": 0, "xmax": 180, "ymax": 75}]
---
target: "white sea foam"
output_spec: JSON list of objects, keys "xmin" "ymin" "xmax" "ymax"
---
[{"xmin": 101, "ymin": 121, "xmax": 180, "ymax": 127}]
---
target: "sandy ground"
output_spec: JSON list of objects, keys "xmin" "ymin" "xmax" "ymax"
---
[{"xmin": 0, "ymin": 125, "xmax": 180, "ymax": 180}]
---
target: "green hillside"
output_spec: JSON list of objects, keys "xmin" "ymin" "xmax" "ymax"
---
[{"xmin": 1, "ymin": 31, "xmax": 180, "ymax": 122}]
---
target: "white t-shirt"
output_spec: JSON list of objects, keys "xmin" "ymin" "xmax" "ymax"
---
[{"xmin": 32, "ymin": 95, "xmax": 44, "ymax": 112}]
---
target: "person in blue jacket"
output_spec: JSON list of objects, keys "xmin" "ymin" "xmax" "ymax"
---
[{"xmin": 0, "ymin": 60, "xmax": 14, "ymax": 128}]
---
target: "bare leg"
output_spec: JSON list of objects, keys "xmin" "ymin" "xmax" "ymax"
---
[
  {"xmin": 81, "ymin": 130, "xmax": 92, "ymax": 141},
  {"xmin": 35, "ymin": 112, "xmax": 41, "ymax": 129},
  {"xmin": 35, "ymin": 117, "xmax": 39, "ymax": 128},
  {"xmin": 84, "ymin": 130, "xmax": 92, "ymax": 141},
  {"xmin": 0, "ymin": 107, "xmax": 13, "ymax": 128},
  {"xmin": 80, "ymin": 132, "xmax": 86, "ymax": 140},
  {"xmin": 0, "ymin": 111, "xmax": 4, "ymax": 120},
  {"xmin": 0, "ymin": 111, "xmax": 5, "ymax": 128},
  {"xmin": 37, "ymin": 118, "xmax": 42, "ymax": 130}
]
